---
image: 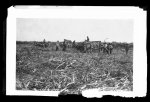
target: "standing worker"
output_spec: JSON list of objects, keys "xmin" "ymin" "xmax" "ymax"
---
[
  {"xmin": 56, "ymin": 41, "xmax": 59, "ymax": 51},
  {"xmin": 125, "ymin": 44, "xmax": 129, "ymax": 55},
  {"xmin": 87, "ymin": 36, "xmax": 89, "ymax": 42},
  {"xmin": 62, "ymin": 41, "xmax": 66, "ymax": 51}
]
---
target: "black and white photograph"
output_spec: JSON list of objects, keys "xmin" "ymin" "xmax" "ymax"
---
[{"xmin": 6, "ymin": 6, "xmax": 146, "ymax": 97}]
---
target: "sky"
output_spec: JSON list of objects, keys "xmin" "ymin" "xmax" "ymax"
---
[{"xmin": 16, "ymin": 18, "xmax": 133, "ymax": 42}]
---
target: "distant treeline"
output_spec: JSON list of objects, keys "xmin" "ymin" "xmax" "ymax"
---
[
  {"xmin": 16, "ymin": 41, "xmax": 133, "ymax": 49},
  {"xmin": 16, "ymin": 41, "xmax": 52, "ymax": 44},
  {"xmin": 111, "ymin": 42, "xmax": 133, "ymax": 49}
]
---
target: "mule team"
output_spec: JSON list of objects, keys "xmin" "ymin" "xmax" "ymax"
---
[
  {"xmin": 55, "ymin": 36, "xmax": 114, "ymax": 54},
  {"xmin": 34, "ymin": 36, "xmax": 131, "ymax": 54},
  {"xmin": 33, "ymin": 36, "xmax": 131, "ymax": 56}
]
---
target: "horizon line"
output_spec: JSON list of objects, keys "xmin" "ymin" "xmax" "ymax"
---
[{"xmin": 16, "ymin": 40, "xmax": 133, "ymax": 43}]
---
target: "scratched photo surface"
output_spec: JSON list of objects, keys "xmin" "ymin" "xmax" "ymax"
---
[{"xmin": 16, "ymin": 18, "xmax": 133, "ymax": 95}]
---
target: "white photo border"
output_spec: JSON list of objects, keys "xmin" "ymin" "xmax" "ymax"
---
[{"xmin": 6, "ymin": 6, "xmax": 147, "ymax": 97}]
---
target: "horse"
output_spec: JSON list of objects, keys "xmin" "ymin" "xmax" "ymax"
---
[
  {"xmin": 107, "ymin": 43, "xmax": 113, "ymax": 54},
  {"xmin": 101, "ymin": 43, "xmax": 113, "ymax": 54},
  {"xmin": 62, "ymin": 41, "xmax": 67, "ymax": 51},
  {"xmin": 90, "ymin": 41, "xmax": 101, "ymax": 52},
  {"xmin": 64, "ymin": 39, "xmax": 73, "ymax": 48},
  {"xmin": 73, "ymin": 42, "xmax": 85, "ymax": 52}
]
